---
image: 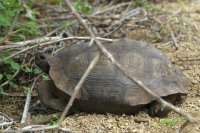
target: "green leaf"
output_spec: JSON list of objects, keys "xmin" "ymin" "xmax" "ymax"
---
[
  {"xmin": 33, "ymin": 68, "xmax": 42, "ymax": 75},
  {"xmin": 0, "ymin": 3, "xmax": 5, "ymax": 10},
  {"xmin": 11, "ymin": 34, "xmax": 26, "ymax": 40},
  {"xmin": 3, "ymin": 59, "xmax": 13, "ymax": 64},
  {"xmin": 52, "ymin": 114, "xmax": 58, "ymax": 119},
  {"xmin": 0, "ymin": 37, "xmax": 4, "ymax": 42},
  {"xmin": 22, "ymin": 66, "xmax": 32, "ymax": 73},
  {"xmin": 117, "ymin": 121, "xmax": 127, "ymax": 128},
  {"xmin": 10, "ymin": 61, "xmax": 20, "ymax": 71},
  {"xmin": 6, "ymin": 74, "xmax": 13, "ymax": 80},
  {"xmin": 23, "ymin": 86, "xmax": 30, "ymax": 94},
  {"xmin": 27, "ymin": 21, "xmax": 38, "ymax": 26},
  {"xmin": 0, "ymin": 86, "xmax": 4, "ymax": 94},
  {"xmin": 50, "ymin": 120, "xmax": 57, "ymax": 126},
  {"xmin": 8, "ymin": 81, "xmax": 18, "ymax": 89},
  {"xmin": 74, "ymin": 0, "xmax": 93, "ymax": 14},
  {"xmin": 0, "ymin": 74, "xmax": 3, "ymax": 80},
  {"xmin": 4, "ymin": 59, "xmax": 20, "ymax": 71},
  {"xmin": 0, "ymin": 16, "xmax": 9, "ymax": 27},
  {"xmin": 160, "ymin": 118, "xmax": 177, "ymax": 126},
  {"xmin": 0, "ymin": 51, "xmax": 14, "ymax": 59},
  {"xmin": 49, "ymin": 114, "xmax": 58, "ymax": 125},
  {"xmin": 42, "ymin": 75, "xmax": 50, "ymax": 80}
]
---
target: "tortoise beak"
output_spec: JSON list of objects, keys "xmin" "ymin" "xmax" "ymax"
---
[{"xmin": 35, "ymin": 52, "xmax": 50, "ymax": 74}]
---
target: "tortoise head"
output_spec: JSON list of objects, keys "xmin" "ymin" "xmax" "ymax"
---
[{"xmin": 35, "ymin": 52, "xmax": 50, "ymax": 74}]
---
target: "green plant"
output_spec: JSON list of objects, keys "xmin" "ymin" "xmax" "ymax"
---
[
  {"xmin": 117, "ymin": 120, "xmax": 127, "ymax": 128},
  {"xmin": 0, "ymin": 57, "xmax": 20, "ymax": 92},
  {"xmin": 36, "ymin": 0, "xmax": 64, "ymax": 4},
  {"xmin": 49, "ymin": 114, "xmax": 59, "ymax": 125},
  {"xmin": 0, "ymin": 0, "xmax": 20, "ymax": 28},
  {"xmin": 74, "ymin": 0, "xmax": 94, "ymax": 14},
  {"xmin": 0, "ymin": 0, "xmax": 20, "ymax": 42},
  {"xmin": 0, "ymin": 0, "xmax": 42, "ymax": 42},
  {"xmin": 0, "ymin": 52, "xmax": 43, "ymax": 94},
  {"xmin": 131, "ymin": 0, "xmax": 160, "ymax": 12},
  {"xmin": 21, "ymin": 65, "xmax": 42, "ymax": 75},
  {"xmin": 42, "ymin": 75, "xmax": 50, "ymax": 80},
  {"xmin": 159, "ymin": 118, "xmax": 178, "ymax": 126}
]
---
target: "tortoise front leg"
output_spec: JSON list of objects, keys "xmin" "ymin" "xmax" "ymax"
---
[
  {"xmin": 37, "ymin": 80, "xmax": 67, "ymax": 111},
  {"xmin": 148, "ymin": 94, "xmax": 178, "ymax": 117}
]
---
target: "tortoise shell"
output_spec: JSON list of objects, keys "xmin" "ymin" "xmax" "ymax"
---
[{"xmin": 47, "ymin": 38, "xmax": 187, "ymax": 113}]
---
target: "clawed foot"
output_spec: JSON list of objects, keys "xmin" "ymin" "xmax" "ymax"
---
[{"xmin": 149, "ymin": 101, "xmax": 170, "ymax": 117}]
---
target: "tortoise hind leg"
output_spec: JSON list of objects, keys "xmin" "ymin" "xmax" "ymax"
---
[
  {"xmin": 148, "ymin": 94, "xmax": 178, "ymax": 117},
  {"xmin": 37, "ymin": 80, "xmax": 67, "ymax": 111}
]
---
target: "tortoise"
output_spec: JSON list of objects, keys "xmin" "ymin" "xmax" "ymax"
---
[{"xmin": 35, "ymin": 38, "xmax": 187, "ymax": 117}]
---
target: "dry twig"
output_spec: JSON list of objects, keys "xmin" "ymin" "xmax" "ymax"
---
[
  {"xmin": 20, "ymin": 75, "xmax": 41, "ymax": 124},
  {"xmin": 1, "ymin": 92, "xmax": 37, "ymax": 97},
  {"xmin": 93, "ymin": 2, "xmax": 131, "ymax": 15},
  {"xmin": 0, "ymin": 121, "xmax": 13, "ymax": 127},
  {"xmin": 0, "ymin": 112, "xmax": 13, "ymax": 123},
  {"xmin": 0, "ymin": 36, "xmax": 114, "ymax": 62},
  {"xmin": 0, "ymin": 36, "xmax": 113, "ymax": 50},
  {"xmin": 0, "ymin": 36, "xmax": 62, "ymax": 50},
  {"xmin": 170, "ymin": 30, "xmax": 178, "ymax": 49},
  {"xmin": 179, "ymin": 56, "xmax": 200, "ymax": 61},
  {"xmin": 2, "ymin": 125, "xmax": 75, "ymax": 133},
  {"xmin": 0, "ymin": 112, "xmax": 14, "ymax": 129}
]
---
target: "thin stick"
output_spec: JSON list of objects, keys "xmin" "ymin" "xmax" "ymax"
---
[
  {"xmin": 20, "ymin": 75, "xmax": 40, "ymax": 124},
  {"xmin": 179, "ymin": 56, "xmax": 200, "ymax": 61},
  {"xmin": 93, "ymin": 2, "xmax": 131, "ymax": 15},
  {"xmin": 171, "ymin": 30, "xmax": 178, "ymax": 49},
  {"xmin": 1, "ymin": 92, "xmax": 37, "ymax": 97},
  {"xmin": 0, "ymin": 112, "xmax": 13, "ymax": 122},
  {"xmin": 65, "ymin": 0, "xmax": 198, "ymax": 125},
  {"xmin": 178, "ymin": 120, "xmax": 189, "ymax": 133},
  {"xmin": 103, "ymin": 23, "xmax": 124, "ymax": 37},
  {"xmin": 0, "ymin": 36, "xmax": 62, "ymax": 49},
  {"xmin": 0, "ymin": 122, "xmax": 13, "ymax": 127},
  {"xmin": 57, "ymin": 53, "xmax": 101, "ymax": 126},
  {"xmin": 0, "ymin": 36, "xmax": 114, "ymax": 50},
  {"xmin": 0, "ymin": 112, "xmax": 14, "ymax": 129},
  {"xmin": 0, "ymin": 36, "xmax": 114, "ymax": 62},
  {"xmin": 2, "ymin": 125, "xmax": 76, "ymax": 133}
]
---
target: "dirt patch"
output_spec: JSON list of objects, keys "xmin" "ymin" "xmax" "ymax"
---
[{"xmin": 0, "ymin": 97, "xmax": 24, "ymax": 121}]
